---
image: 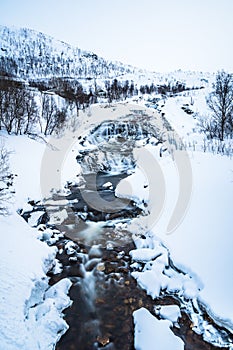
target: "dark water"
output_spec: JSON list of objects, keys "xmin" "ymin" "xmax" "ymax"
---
[{"xmin": 50, "ymin": 236, "xmax": 230, "ymax": 350}]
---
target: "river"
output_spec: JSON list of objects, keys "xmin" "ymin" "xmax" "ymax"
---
[{"xmin": 21, "ymin": 113, "xmax": 233, "ymax": 349}]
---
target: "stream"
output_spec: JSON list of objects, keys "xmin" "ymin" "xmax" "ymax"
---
[{"xmin": 21, "ymin": 116, "xmax": 233, "ymax": 349}]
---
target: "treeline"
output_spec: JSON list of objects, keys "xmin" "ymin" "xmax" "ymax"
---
[
  {"xmin": 103, "ymin": 78, "xmax": 190, "ymax": 102},
  {"xmin": 0, "ymin": 80, "xmax": 71, "ymax": 135},
  {"xmin": 0, "ymin": 55, "xmax": 131, "ymax": 81},
  {"xmin": 104, "ymin": 79, "xmax": 137, "ymax": 102},
  {"xmin": 30, "ymin": 77, "xmax": 97, "ymax": 112},
  {"xmin": 156, "ymin": 81, "xmax": 189, "ymax": 95},
  {"xmin": 0, "ymin": 76, "xmax": 195, "ymax": 136},
  {"xmin": 0, "ymin": 77, "xmax": 100, "ymax": 136}
]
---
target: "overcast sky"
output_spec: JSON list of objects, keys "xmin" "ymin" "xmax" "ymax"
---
[{"xmin": 1, "ymin": 0, "xmax": 232, "ymax": 72}]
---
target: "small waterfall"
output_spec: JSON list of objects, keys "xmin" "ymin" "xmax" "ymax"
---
[
  {"xmin": 77, "ymin": 119, "xmax": 155, "ymax": 175},
  {"xmin": 79, "ymin": 270, "xmax": 97, "ymax": 311},
  {"xmin": 83, "ymin": 119, "xmax": 155, "ymax": 147}
]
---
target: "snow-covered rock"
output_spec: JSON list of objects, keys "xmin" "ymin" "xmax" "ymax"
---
[
  {"xmin": 134, "ymin": 308, "xmax": 184, "ymax": 350},
  {"xmin": 156, "ymin": 305, "xmax": 181, "ymax": 323}
]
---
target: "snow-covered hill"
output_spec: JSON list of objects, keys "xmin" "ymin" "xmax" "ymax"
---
[
  {"xmin": 0, "ymin": 25, "xmax": 136, "ymax": 80},
  {"xmin": 0, "ymin": 25, "xmax": 214, "ymax": 91}
]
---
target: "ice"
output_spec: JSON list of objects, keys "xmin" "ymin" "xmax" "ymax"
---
[
  {"xmin": 65, "ymin": 241, "xmax": 77, "ymax": 255},
  {"xmin": 44, "ymin": 278, "xmax": 72, "ymax": 311},
  {"xmin": 130, "ymin": 247, "xmax": 165, "ymax": 262},
  {"xmin": 134, "ymin": 308, "xmax": 184, "ymax": 350},
  {"xmin": 102, "ymin": 181, "xmax": 113, "ymax": 189},
  {"xmin": 132, "ymin": 270, "xmax": 167, "ymax": 299},
  {"xmin": 27, "ymin": 211, "xmax": 45, "ymax": 227},
  {"xmin": 48, "ymin": 208, "xmax": 68, "ymax": 225},
  {"xmin": 156, "ymin": 305, "xmax": 181, "ymax": 323}
]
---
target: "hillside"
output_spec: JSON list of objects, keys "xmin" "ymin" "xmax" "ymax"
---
[
  {"xmin": 0, "ymin": 25, "xmax": 214, "ymax": 91},
  {"xmin": 0, "ymin": 25, "xmax": 136, "ymax": 80}
]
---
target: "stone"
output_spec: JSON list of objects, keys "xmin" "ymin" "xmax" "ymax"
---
[
  {"xmin": 96, "ymin": 262, "xmax": 105, "ymax": 271},
  {"xmin": 97, "ymin": 335, "xmax": 110, "ymax": 347}
]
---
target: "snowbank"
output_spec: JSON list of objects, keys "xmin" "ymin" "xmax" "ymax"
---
[
  {"xmin": 2, "ymin": 133, "xmax": 46, "ymax": 208},
  {"xmin": 159, "ymin": 151, "xmax": 233, "ymax": 325},
  {"xmin": 0, "ymin": 213, "xmax": 72, "ymax": 350},
  {"xmin": 0, "ymin": 132, "xmax": 74, "ymax": 349},
  {"xmin": 130, "ymin": 243, "xmax": 201, "ymax": 301},
  {"xmin": 114, "ymin": 96, "xmax": 233, "ymax": 326},
  {"xmin": 134, "ymin": 308, "xmax": 184, "ymax": 350},
  {"xmin": 156, "ymin": 305, "xmax": 181, "ymax": 323}
]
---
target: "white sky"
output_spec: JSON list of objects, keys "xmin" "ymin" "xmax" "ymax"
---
[{"xmin": 1, "ymin": 0, "xmax": 233, "ymax": 73}]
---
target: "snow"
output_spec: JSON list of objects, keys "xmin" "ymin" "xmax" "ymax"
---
[
  {"xmin": 130, "ymin": 247, "xmax": 164, "ymax": 262},
  {"xmin": 115, "ymin": 93, "xmax": 233, "ymax": 328},
  {"xmin": 144, "ymin": 91, "xmax": 233, "ymax": 325},
  {"xmin": 134, "ymin": 308, "xmax": 184, "ymax": 350},
  {"xmin": 131, "ymin": 243, "xmax": 201, "ymax": 301},
  {"xmin": 116, "ymin": 166, "xmax": 149, "ymax": 203},
  {"xmin": 0, "ymin": 25, "xmax": 137, "ymax": 81},
  {"xmin": 65, "ymin": 241, "xmax": 77, "ymax": 255},
  {"xmin": 156, "ymin": 305, "xmax": 181, "ymax": 323},
  {"xmin": 27, "ymin": 211, "xmax": 45, "ymax": 227},
  {"xmin": 0, "ymin": 132, "xmax": 74, "ymax": 349},
  {"xmin": 2, "ymin": 133, "xmax": 46, "ymax": 208},
  {"xmin": 158, "ymin": 152, "xmax": 233, "ymax": 324},
  {"xmin": 0, "ymin": 213, "xmax": 72, "ymax": 350},
  {"xmin": 102, "ymin": 181, "xmax": 113, "ymax": 189},
  {"xmin": 48, "ymin": 208, "xmax": 68, "ymax": 225}
]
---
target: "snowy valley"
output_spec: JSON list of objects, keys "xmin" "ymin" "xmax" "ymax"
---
[{"xmin": 0, "ymin": 26, "xmax": 233, "ymax": 350}]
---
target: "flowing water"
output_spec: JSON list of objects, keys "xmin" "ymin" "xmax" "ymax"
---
[{"xmin": 21, "ymin": 116, "xmax": 233, "ymax": 349}]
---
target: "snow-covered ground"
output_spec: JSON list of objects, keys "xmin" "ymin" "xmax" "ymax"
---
[
  {"xmin": 158, "ymin": 151, "xmax": 233, "ymax": 323},
  {"xmin": 124, "ymin": 146, "xmax": 233, "ymax": 345},
  {"xmin": 154, "ymin": 91, "xmax": 233, "ymax": 326},
  {"xmin": 115, "ymin": 93, "xmax": 233, "ymax": 344},
  {"xmin": 134, "ymin": 308, "xmax": 184, "ymax": 350},
  {"xmin": 0, "ymin": 212, "xmax": 72, "ymax": 350},
  {"xmin": 0, "ymin": 133, "xmax": 73, "ymax": 350}
]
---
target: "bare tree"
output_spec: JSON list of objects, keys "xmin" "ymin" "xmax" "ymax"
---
[
  {"xmin": 41, "ymin": 93, "xmax": 57, "ymax": 135},
  {"xmin": 0, "ymin": 143, "xmax": 13, "ymax": 215},
  {"xmin": 13, "ymin": 88, "xmax": 28, "ymax": 135},
  {"xmin": 48, "ymin": 107, "xmax": 68, "ymax": 136},
  {"xmin": 0, "ymin": 86, "xmax": 16, "ymax": 133},
  {"xmin": 0, "ymin": 83, "xmax": 39, "ymax": 135},
  {"xmin": 41, "ymin": 93, "xmax": 68, "ymax": 135},
  {"xmin": 206, "ymin": 71, "xmax": 233, "ymax": 140},
  {"xmin": 23, "ymin": 91, "xmax": 39, "ymax": 134}
]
